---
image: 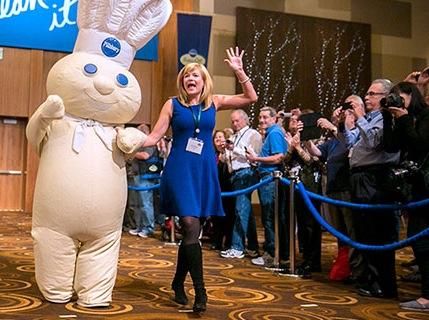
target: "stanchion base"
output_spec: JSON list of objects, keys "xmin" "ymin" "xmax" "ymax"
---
[
  {"xmin": 265, "ymin": 266, "xmax": 286, "ymax": 272},
  {"xmin": 164, "ymin": 241, "xmax": 179, "ymax": 246},
  {"xmin": 277, "ymin": 268, "xmax": 309, "ymax": 278},
  {"xmin": 265, "ymin": 262, "xmax": 290, "ymax": 273},
  {"xmin": 278, "ymin": 272, "xmax": 301, "ymax": 278}
]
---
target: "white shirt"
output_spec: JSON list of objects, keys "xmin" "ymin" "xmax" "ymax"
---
[{"xmin": 222, "ymin": 126, "xmax": 262, "ymax": 173}]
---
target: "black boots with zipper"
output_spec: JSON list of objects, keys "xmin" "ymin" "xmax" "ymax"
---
[
  {"xmin": 171, "ymin": 243, "xmax": 207, "ymax": 312},
  {"xmin": 171, "ymin": 244, "xmax": 188, "ymax": 304}
]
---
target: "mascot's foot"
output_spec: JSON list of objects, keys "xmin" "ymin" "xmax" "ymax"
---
[
  {"xmin": 77, "ymin": 301, "xmax": 110, "ymax": 308},
  {"xmin": 45, "ymin": 297, "xmax": 72, "ymax": 304}
]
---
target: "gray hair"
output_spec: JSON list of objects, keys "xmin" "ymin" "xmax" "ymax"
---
[
  {"xmin": 231, "ymin": 109, "xmax": 250, "ymax": 125},
  {"xmin": 371, "ymin": 79, "xmax": 393, "ymax": 93},
  {"xmin": 346, "ymin": 94, "xmax": 364, "ymax": 106},
  {"xmin": 259, "ymin": 106, "xmax": 277, "ymax": 117}
]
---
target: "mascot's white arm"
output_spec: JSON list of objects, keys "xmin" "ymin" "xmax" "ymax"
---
[{"xmin": 26, "ymin": 95, "xmax": 65, "ymax": 156}]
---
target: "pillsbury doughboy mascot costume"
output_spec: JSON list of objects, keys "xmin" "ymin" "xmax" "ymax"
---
[{"xmin": 26, "ymin": 0, "xmax": 172, "ymax": 307}]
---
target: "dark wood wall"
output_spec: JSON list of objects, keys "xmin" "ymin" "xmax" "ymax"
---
[
  {"xmin": 1, "ymin": 3, "xmax": 371, "ymax": 212},
  {"xmin": 0, "ymin": 0, "xmax": 193, "ymax": 213},
  {"xmin": 236, "ymin": 7, "xmax": 371, "ymax": 126}
]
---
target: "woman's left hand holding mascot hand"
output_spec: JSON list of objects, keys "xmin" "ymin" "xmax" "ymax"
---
[{"xmin": 116, "ymin": 127, "xmax": 147, "ymax": 154}]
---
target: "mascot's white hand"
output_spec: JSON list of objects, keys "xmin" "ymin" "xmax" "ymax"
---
[
  {"xmin": 41, "ymin": 95, "xmax": 65, "ymax": 120},
  {"xmin": 116, "ymin": 127, "xmax": 147, "ymax": 154}
]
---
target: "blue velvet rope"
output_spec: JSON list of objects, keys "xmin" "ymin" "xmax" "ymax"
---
[
  {"xmin": 128, "ymin": 184, "xmax": 160, "ymax": 191},
  {"xmin": 139, "ymin": 174, "xmax": 161, "ymax": 180},
  {"xmin": 129, "ymin": 175, "xmax": 274, "ymax": 193},
  {"xmin": 280, "ymin": 177, "xmax": 429, "ymax": 211},
  {"xmin": 296, "ymin": 182, "xmax": 429, "ymax": 251},
  {"xmin": 128, "ymin": 174, "xmax": 161, "ymax": 191},
  {"xmin": 129, "ymin": 173, "xmax": 429, "ymax": 249},
  {"xmin": 221, "ymin": 176, "xmax": 274, "ymax": 197}
]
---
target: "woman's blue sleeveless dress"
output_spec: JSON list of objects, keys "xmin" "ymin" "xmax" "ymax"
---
[{"xmin": 160, "ymin": 98, "xmax": 225, "ymax": 218}]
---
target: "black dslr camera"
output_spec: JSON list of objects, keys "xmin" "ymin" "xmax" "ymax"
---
[
  {"xmin": 380, "ymin": 93, "xmax": 404, "ymax": 108},
  {"xmin": 390, "ymin": 160, "xmax": 420, "ymax": 180},
  {"xmin": 388, "ymin": 160, "xmax": 420, "ymax": 202},
  {"xmin": 340, "ymin": 101, "xmax": 353, "ymax": 111}
]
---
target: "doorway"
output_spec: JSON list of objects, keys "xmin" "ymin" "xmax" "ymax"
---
[{"xmin": 0, "ymin": 117, "xmax": 27, "ymax": 212}]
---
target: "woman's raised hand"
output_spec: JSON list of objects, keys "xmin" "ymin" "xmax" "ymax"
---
[{"xmin": 224, "ymin": 46, "xmax": 244, "ymax": 72}]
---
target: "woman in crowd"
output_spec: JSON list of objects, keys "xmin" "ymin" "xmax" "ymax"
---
[
  {"xmin": 284, "ymin": 111, "xmax": 324, "ymax": 278},
  {"xmin": 141, "ymin": 47, "xmax": 257, "ymax": 312},
  {"xmin": 210, "ymin": 130, "xmax": 235, "ymax": 251},
  {"xmin": 382, "ymin": 81, "xmax": 429, "ymax": 311}
]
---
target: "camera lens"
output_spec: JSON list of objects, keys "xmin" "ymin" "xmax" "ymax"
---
[
  {"xmin": 380, "ymin": 93, "xmax": 404, "ymax": 108},
  {"xmin": 340, "ymin": 101, "xmax": 353, "ymax": 110}
]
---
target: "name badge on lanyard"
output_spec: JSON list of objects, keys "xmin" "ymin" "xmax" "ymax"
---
[
  {"xmin": 186, "ymin": 105, "xmax": 204, "ymax": 155},
  {"xmin": 186, "ymin": 137, "xmax": 204, "ymax": 154}
]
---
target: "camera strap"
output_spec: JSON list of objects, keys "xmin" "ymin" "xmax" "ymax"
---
[
  {"xmin": 233, "ymin": 127, "xmax": 251, "ymax": 147},
  {"xmin": 418, "ymin": 152, "xmax": 429, "ymax": 170},
  {"xmin": 403, "ymin": 150, "xmax": 429, "ymax": 170},
  {"xmin": 228, "ymin": 127, "xmax": 252, "ymax": 172}
]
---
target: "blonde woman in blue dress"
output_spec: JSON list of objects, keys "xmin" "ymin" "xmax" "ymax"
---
[{"xmin": 142, "ymin": 47, "xmax": 257, "ymax": 312}]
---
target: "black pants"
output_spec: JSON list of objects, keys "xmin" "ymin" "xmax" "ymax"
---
[
  {"xmin": 408, "ymin": 199, "xmax": 429, "ymax": 299},
  {"xmin": 294, "ymin": 191, "xmax": 321, "ymax": 269},
  {"xmin": 350, "ymin": 166, "xmax": 398, "ymax": 296},
  {"xmin": 210, "ymin": 197, "xmax": 235, "ymax": 249}
]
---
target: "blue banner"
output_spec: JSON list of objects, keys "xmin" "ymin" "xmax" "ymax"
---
[
  {"xmin": 177, "ymin": 13, "xmax": 212, "ymax": 71},
  {"xmin": 0, "ymin": 0, "xmax": 158, "ymax": 61}
]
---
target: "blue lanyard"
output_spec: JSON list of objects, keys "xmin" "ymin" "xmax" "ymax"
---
[{"xmin": 190, "ymin": 105, "xmax": 202, "ymax": 137}]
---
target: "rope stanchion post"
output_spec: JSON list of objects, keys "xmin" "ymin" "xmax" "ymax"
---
[
  {"xmin": 266, "ymin": 171, "xmax": 285, "ymax": 272},
  {"xmin": 288, "ymin": 175, "xmax": 297, "ymax": 275},
  {"xmin": 164, "ymin": 216, "xmax": 179, "ymax": 247},
  {"xmin": 171, "ymin": 217, "xmax": 176, "ymax": 242},
  {"xmin": 274, "ymin": 171, "xmax": 280, "ymax": 268},
  {"xmin": 279, "ymin": 172, "xmax": 299, "ymax": 277}
]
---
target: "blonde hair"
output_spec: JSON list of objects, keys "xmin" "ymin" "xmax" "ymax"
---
[{"xmin": 177, "ymin": 63, "xmax": 213, "ymax": 109}]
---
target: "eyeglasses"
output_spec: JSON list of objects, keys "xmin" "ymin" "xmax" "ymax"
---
[{"xmin": 365, "ymin": 91, "xmax": 386, "ymax": 97}]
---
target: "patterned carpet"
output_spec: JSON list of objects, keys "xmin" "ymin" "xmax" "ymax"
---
[{"xmin": 0, "ymin": 211, "xmax": 427, "ymax": 320}]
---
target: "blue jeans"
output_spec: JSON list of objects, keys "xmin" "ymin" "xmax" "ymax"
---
[
  {"xmin": 230, "ymin": 168, "xmax": 259, "ymax": 252},
  {"xmin": 134, "ymin": 176, "xmax": 156, "ymax": 233},
  {"xmin": 258, "ymin": 179, "xmax": 276, "ymax": 256}
]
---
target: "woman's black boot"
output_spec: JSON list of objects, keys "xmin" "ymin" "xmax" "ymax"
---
[
  {"xmin": 172, "ymin": 284, "xmax": 188, "ymax": 305},
  {"xmin": 193, "ymin": 288, "xmax": 207, "ymax": 312},
  {"xmin": 183, "ymin": 243, "xmax": 207, "ymax": 312},
  {"xmin": 171, "ymin": 245, "xmax": 188, "ymax": 305}
]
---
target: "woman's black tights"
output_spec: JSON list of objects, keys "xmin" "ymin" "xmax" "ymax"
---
[
  {"xmin": 172, "ymin": 216, "xmax": 207, "ymax": 311},
  {"xmin": 179, "ymin": 216, "xmax": 202, "ymax": 245}
]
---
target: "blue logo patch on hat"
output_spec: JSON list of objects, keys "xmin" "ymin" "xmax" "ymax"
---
[{"xmin": 101, "ymin": 37, "xmax": 121, "ymax": 58}]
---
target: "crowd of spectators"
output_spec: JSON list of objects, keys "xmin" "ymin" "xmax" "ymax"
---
[{"xmin": 124, "ymin": 66, "xmax": 429, "ymax": 312}]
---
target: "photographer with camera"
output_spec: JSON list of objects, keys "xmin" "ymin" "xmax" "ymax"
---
[
  {"xmin": 283, "ymin": 110, "xmax": 324, "ymax": 278},
  {"xmin": 304, "ymin": 96, "xmax": 364, "ymax": 283},
  {"xmin": 404, "ymin": 67, "xmax": 429, "ymax": 104},
  {"xmin": 276, "ymin": 109, "xmax": 291, "ymax": 135},
  {"xmin": 382, "ymin": 81, "xmax": 429, "ymax": 311},
  {"xmin": 342, "ymin": 79, "xmax": 400, "ymax": 299},
  {"xmin": 220, "ymin": 109, "xmax": 262, "ymax": 259}
]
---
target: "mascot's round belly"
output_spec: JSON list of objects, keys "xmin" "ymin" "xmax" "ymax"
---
[{"xmin": 32, "ymin": 119, "xmax": 126, "ymax": 240}]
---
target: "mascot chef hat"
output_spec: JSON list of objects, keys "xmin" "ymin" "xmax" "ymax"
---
[{"xmin": 74, "ymin": 0, "xmax": 173, "ymax": 69}]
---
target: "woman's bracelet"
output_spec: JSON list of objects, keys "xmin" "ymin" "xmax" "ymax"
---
[{"xmin": 238, "ymin": 76, "xmax": 250, "ymax": 84}]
